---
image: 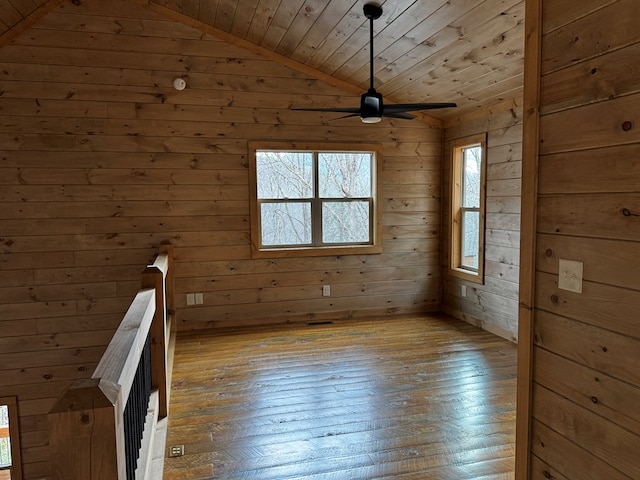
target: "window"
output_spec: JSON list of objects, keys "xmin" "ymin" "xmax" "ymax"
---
[
  {"xmin": 0, "ymin": 397, "xmax": 22, "ymax": 480},
  {"xmin": 449, "ymin": 134, "xmax": 486, "ymax": 283},
  {"xmin": 249, "ymin": 142, "xmax": 382, "ymax": 257}
]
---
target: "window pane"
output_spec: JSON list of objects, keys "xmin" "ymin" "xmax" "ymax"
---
[
  {"xmin": 322, "ymin": 201, "xmax": 370, "ymax": 243},
  {"xmin": 461, "ymin": 210, "xmax": 479, "ymax": 270},
  {"xmin": 0, "ymin": 405, "xmax": 10, "ymax": 469},
  {"xmin": 318, "ymin": 152, "xmax": 372, "ymax": 198},
  {"xmin": 260, "ymin": 202, "xmax": 311, "ymax": 246},
  {"xmin": 462, "ymin": 146, "xmax": 481, "ymax": 208},
  {"xmin": 256, "ymin": 151, "xmax": 313, "ymax": 199}
]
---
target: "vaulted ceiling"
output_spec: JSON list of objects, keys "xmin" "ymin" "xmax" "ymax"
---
[{"xmin": 0, "ymin": 0, "xmax": 525, "ymax": 122}]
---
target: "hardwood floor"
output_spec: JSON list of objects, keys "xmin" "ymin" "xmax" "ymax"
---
[{"xmin": 163, "ymin": 314, "xmax": 517, "ymax": 479}]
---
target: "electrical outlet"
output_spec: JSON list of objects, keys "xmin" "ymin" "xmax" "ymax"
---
[
  {"xmin": 322, "ymin": 285, "xmax": 331, "ymax": 297},
  {"xmin": 168, "ymin": 445, "xmax": 184, "ymax": 457},
  {"xmin": 461, "ymin": 285, "xmax": 467, "ymax": 297},
  {"xmin": 186, "ymin": 293, "xmax": 195, "ymax": 306},
  {"xmin": 558, "ymin": 259, "xmax": 583, "ymax": 293},
  {"xmin": 195, "ymin": 292, "xmax": 204, "ymax": 305}
]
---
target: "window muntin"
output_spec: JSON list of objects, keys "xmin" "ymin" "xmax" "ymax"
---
[
  {"xmin": 250, "ymin": 143, "xmax": 382, "ymax": 258},
  {"xmin": 450, "ymin": 134, "xmax": 486, "ymax": 283}
]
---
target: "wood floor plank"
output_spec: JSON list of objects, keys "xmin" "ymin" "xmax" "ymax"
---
[{"xmin": 164, "ymin": 314, "xmax": 517, "ymax": 479}]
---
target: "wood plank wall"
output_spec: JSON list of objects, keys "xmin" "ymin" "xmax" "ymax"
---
[
  {"xmin": 0, "ymin": 1, "xmax": 442, "ymax": 477},
  {"xmin": 526, "ymin": 0, "xmax": 640, "ymax": 478},
  {"xmin": 0, "ymin": 1, "xmax": 52, "ymax": 38},
  {"xmin": 441, "ymin": 100, "xmax": 523, "ymax": 342}
]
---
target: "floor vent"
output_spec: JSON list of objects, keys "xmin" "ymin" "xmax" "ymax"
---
[{"xmin": 306, "ymin": 321, "xmax": 334, "ymax": 326}]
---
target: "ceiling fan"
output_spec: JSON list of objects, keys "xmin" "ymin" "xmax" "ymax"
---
[{"xmin": 292, "ymin": 3, "xmax": 457, "ymax": 123}]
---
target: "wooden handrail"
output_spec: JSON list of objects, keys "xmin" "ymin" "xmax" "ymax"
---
[
  {"xmin": 92, "ymin": 288, "xmax": 156, "ymax": 404},
  {"xmin": 48, "ymin": 245, "xmax": 174, "ymax": 480}
]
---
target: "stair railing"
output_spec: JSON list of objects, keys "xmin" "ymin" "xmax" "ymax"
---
[{"xmin": 48, "ymin": 244, "xmax": 175, "ymax": 480}]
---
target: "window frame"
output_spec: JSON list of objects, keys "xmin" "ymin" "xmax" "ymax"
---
[
  {"xmin": 448, "ymin": 133, "xmax": 487, "ymax": 284},
  {"xmin": 0, "ymin": 396, "xmax": 23, "ymax": 480},
  {"xmin": 249, "ymin": 141, "xmax": 383, "ymax": 258}
]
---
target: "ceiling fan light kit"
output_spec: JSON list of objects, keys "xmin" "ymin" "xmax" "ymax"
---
[{"xmin": 292, "ymin": 3, "xmax": 456, "ymax": 123}]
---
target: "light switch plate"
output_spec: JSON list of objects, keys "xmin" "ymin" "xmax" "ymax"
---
[
  {"xmin": 186, "ymin": 293, "xmax": 195, "ymax": 306},
  {"xmin": 558, "ymin": 259, "xmax": 583, "ymax": 293},
  {"xmin": 195, "ymin": 292, "xmax": 204, "ymax": 305}
]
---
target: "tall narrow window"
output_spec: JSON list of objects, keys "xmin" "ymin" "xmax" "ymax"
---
[
  {"xmin": 449, "ymin": 134, "xmax": 486, "ymax": 283},
  {"xmin": 0, "ymin": 397, "xmax": 22, "ymax": 480},
  {"xmin": 249, "ymin": 142, "xmax": 383, "ymax": 258}
]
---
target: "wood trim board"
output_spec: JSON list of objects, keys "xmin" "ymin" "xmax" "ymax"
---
[{"xmin": 515, "ymin": 0, "xmax": 542, "ymax": 478}]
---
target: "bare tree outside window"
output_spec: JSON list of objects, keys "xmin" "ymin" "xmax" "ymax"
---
[
  {"xmin": 255, "ymin": 149, "xmax": 375, "ymax": 249},
  {"xmin": 319, "ymin": 153, "xmax": 371, "ymax": 244},
  {"xmin": 256, "ymin": 152, "xmax": 313, "ymax": 246}
]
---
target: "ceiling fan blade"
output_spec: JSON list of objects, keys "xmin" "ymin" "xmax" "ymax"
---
[
  {"xmin": 384, "ymin": 102, "xmax": 457, "ymax": 113},
  {"xmin": 384, "ymin": 112, "xmax": 416, "ymax": 120},
  {"xmin": 332, "ymin": 113, "xmax": 362, "ymax": 120},
  {"xmin": 291, "ymin": 107, "xmax": 361, "ymax": 113}
]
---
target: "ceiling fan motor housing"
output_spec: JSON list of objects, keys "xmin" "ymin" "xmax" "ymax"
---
[{"xmin": 360, "ymin": 89, "xmax": 383, "ymax": 123}]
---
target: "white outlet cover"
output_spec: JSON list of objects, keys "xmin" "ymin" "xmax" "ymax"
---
[
  {"xmin": 322, "ymin": 285, "xmax": 331, "ymax": 296},
  {"xmin": 186, "ymin": 293, "xmax": 195, "ymax": 306},
  {"xmin": 195, "ymin": 292, "xmax": 204, "ymax": 305},
  {"xmin": 558, "ymin": 259, "xmax": 583, "ymax": 293}
]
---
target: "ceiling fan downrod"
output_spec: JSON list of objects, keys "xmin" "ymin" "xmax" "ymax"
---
[{"xmin": 363, "ymin": 3, "xmax": 382, "ymax": 94}]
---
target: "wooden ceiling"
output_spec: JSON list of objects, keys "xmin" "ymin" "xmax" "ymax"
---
[
  {"xmin": 0, "ymin": 0, "xmax": 49, "ymax": 23},
  {"xmin": 0, "ymin": 0, "xmax": 525, "ymax": 122},
  {"xmin": 0, "ymin": 0, "xmax": 49, "ymax": 30}
]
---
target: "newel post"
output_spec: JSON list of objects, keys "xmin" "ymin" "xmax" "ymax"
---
[
  {"xmin": 48, "ymin": 378, "xmax": 126, "ymax": 480},
  {"xmin": 141, "ymin": 263, "xmax": 168, "ymax": 419}
]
